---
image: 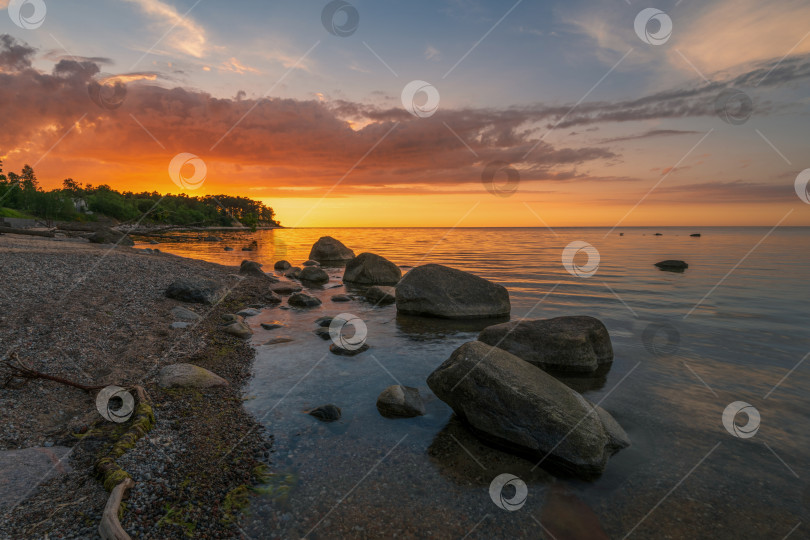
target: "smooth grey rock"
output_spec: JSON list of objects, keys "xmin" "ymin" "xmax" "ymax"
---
[
  {"xmin": 170, "ymin": 321, "xmax": 192, "ymax": 329},
  {"xmin": 158, "ymin": 363, "xmax": 228, "ymax": 388},
  {"xmin": 274, "ymin": 260, "xmax": 292, "ymax": 271},
  {"xmin": 344, "ymin": 253, "xmax": 401, "ymax": 285},
  {"xmin": 308, "ymin": 236, "xmax": 355, "ymax": 264},
  {"xmin": 171, "ymin": 306, "xmax": 202, "ymax": 321},
  {"xmin": 308, "ymin": 404, "xmax": 342, "ymax": 422},
  {"xmin": 237, "ymin": 308, "xmax": 261, "ymax": 317},
  {"xmin": 426, "ymin": 341, "xmax": 629, "ymax": 478},
  {"xmin": 299, "ymin": 266, "xmax": 329, "ymax": 284},
  {"xmin": 222, "ymin": 320, "xmax": 252, "ymax": 338},
  {"xmin": 395, "ymin": 264, "xmax": 510, "ymax": 319},
  {"xmin": 376, "ymin": 385, "xmax": 426, "ymax": 418},
  {"xmin": 165, "ymin": 278, "xmax": 224, "ymax": 305},
  {"xmin": 365, "ymin": 285, "xmax": 396, "ymax": 305},
  {"xmin": 288, "ymin": 292, "xmax": 322, "ymax": 308},
  {"xmin": 270, "ymin": 282, "xmax": 303, "ymax": 295},
  {"xmin": 477, "ymin": 316, "xmax": 613, "ymax": 374}
]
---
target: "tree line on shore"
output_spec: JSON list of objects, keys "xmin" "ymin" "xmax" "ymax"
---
[{"xmin": 0, "ymin": 162, "xmax": 280, "ymax": 228}]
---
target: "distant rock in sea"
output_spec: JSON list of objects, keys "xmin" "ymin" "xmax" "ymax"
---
[
  {"xmin": 690, "ymin": 233, "xmax": 701, "ymax": 237},
  {"xmin": 655, "ymin": 260, "xmax": 688, "ymax": 272}
]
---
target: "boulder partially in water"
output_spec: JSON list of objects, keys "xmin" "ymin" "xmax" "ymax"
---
[
  {"xmin": 309, "ymin": 404, "xmax": 341, "ymax": 422},
  {"xmin": 395, "ymin": 264, "xmax": 510, "ymax": 319},
  {"xmin": 426, "ymin": 341, "xmax": 629, "ymax": 478},
  {"xmin": 343, "ymin": 253, "xmax": 401, "ymax": 285},
  {"xmin": 274, "ymin": 260, "xmax": 292, "ymax": 271},
  {"xmin": 477, "ymin": 316, "xmax": 613, "ymax": 374},
  {"xmin": 288, "ymin": 292, "xmax": 322, "ymax": 308},
  {"xmin": 308, "ymin": 236, "xmax": 355, "ymax": 264}
]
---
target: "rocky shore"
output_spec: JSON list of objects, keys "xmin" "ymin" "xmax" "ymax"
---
[{"xmin": 0, "ymin": 234, "xmax": 272, "ymax": 539}]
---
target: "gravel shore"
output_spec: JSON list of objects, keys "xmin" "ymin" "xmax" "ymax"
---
[{"xmin": 0, "ymin": 234, "xmax": 273, "ymax": 539}]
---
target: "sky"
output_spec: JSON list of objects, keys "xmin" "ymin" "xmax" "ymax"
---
[{"xmin": 1, "ymin": 0, "xmax": 810, "ymax": 227}]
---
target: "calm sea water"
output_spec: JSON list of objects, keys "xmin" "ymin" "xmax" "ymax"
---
[{"xmin": 146, "ymin": 227, "xmax": 810, "ymax": 539}]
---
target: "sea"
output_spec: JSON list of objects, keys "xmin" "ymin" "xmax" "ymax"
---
[{"xmin": 145, "ymin": 227, "xmax": 810, "ymax": 539}]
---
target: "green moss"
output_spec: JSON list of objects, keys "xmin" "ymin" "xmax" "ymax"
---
[
  {"xmin": 94, "ymin": 396, "xmax": 155, "ymax": 492},
  {"xmin": 220, "ymin": 485, "xmax": 250, "ymax": 525},
  {"xmin": 157, "ymin": 503, "xmax": 198, "ymax": 537}
]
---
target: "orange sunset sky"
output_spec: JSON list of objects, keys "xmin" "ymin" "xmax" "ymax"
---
[{"xmin": 1, "ymin": 0, "xmax": 810, "ymax": 227}]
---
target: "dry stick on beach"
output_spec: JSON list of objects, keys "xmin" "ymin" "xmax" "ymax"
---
[{"xmin": 3, "ymin": 353, "xmax": 104, "ymax": 391}]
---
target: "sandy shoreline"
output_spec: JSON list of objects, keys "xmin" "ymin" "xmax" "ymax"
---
[{"xmin": 0, "ymin": 234, "xmax": 273, "ymax": 538}]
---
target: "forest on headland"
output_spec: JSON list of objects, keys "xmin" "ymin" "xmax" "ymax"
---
[{"xmin": 0, "ymin": 162, "xmax": 280, "ymax": 228}]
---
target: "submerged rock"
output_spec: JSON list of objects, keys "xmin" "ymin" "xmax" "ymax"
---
[
  {"xmin": 655, "ymin": 260, "xmax": 688, "ymax": 272},
  {"xmin": 158, "ymin": 363, "xmax": 228, "ymax": 388},
  {"xmin": 376, "ymin": 385, "xmax": 426, "ymax": 418},
  {"xmin": 263, "ymin": 336, "xmax": 294, "ymax": 345},
  {"xmin": 343, "ymin": 253, "xmax": 401, "ymax": 285},
  {"xmin": 260, "ymin": 321, "xmax": 285, "ymax": 330},
  {"xmin": 426, "ymin": 341, "xmax": 629, "ymax": 478},
  {"xmin": 288, "ymin": 292, "xmax": 322, "ymax": 308},
  {"xmin": 308, "ymin": 404, "xmax": 341, "ymax": 422},
  {"xmin": 396, "ymin": 264, "xmax": 510, "ymax": 319},
  {"xmin": 477, "ymin": 316, "xmax": 613, "ymax": 374},
  {"xmin": 224, "ymin": 246, "xmax": 234, "ymax": 251},
  {"xmin": 365, "ymin": 285, "xmax": 396, "ymax": 305},
  {"xmin": 165, "ymin": 278, "xmax": 224, "ymax": 305},
  {"xmin": 308, "ymin": 236, "xmax": 355, "ymax": 264},
  {"xmin": 329, "ymin": 342, "xmax": 369, "ymax": 356},
  {"xmin": 242, "ymin": 240, "xmax": 259, "ymax": 252},
  {"xmin": 313, "ymin": 327, "xmax": 331, "ymax": 340},
  {"xmin": 300, "ymin": 266, "xmax": 329, "ymax": 284}
]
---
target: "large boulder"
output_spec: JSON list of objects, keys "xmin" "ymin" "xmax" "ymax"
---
[
  {"xmin": 165, "ymin": 278, "xmax": 224, "ymax": 305},
  {"xmin": 395, "ymin": 264, "xmax": 510, "ymax": 319},
  {"xmin": 343, "ymin": 253, "xmax": 401, "ymax": 285},
  {"xmin": 477, "ymin": 316, "xmax": 613, "ymax": 374},
  {"xmin": 308, "ymin": 236, "xmax": 355, "ymax": 264},
  {"xmin": 426, "ymin": 341, "xmax": 629, "ymax": 477},
  {"xmin": 299, "ymin": 266, "xmax": 329, "ymax": 284},
  {"xmin": 158, "ymin": 363, "xmax": 228, "ymax": 388}
]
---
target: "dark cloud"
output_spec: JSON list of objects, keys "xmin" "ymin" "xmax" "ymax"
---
[
  {"xmin": 601, "ymin": 129, "xmax": 703, "ymax": 144},
  {"xmin": 0, "ymin": 35, "xmax": 35, "ymax": 71}
]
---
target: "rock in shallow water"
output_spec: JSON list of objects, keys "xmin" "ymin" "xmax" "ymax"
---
[
  {"xmin": 396, "ymin": 264, "xmax": 510, "ymax": 319},
  {"xmin": 329, "ymin": 343, "xmax": 369, "ymax": 356},
  {"xmin": 376, "ymin": 385, "xmax": 426, "ymax": 418},
  {"xmin": 343, "ymin": 252, "xmax": 401, "ymax": 285},
  {"xmin": 654, "ymin": 260, "xmax": 688, "ymax": 271},
  {"xmin": 274, "ymin": 260, "xmax": 292, "ymax": 270},
  {"xmin": 426, "ymin": 341, "xmax": 629, "ymax": 478},
  {"xmin": 331, "ymin": 294, "xmax": 352, "ymax": 302},
  {"xmin": 299, "ymin": 266, "xmax": 329, "ymax": 284},
  {"xmin": 308, "ymin": 404, "xmax": 341, "ymax": 422},
  {"xmin": 158, "ymin": 363, "xmax": 228, "ymax": 388},
  {"xmin": 308, "ymin": 236, "xmax": 355, "ymax": 264},
  {"xmin": 288, "ymin": 292, "xmax": 322, "ymax": 308},
  {"xmin": 365, "ymin": 285, "xmax": 396, "ymax": 305},
  {"xmin": 477, "ymin": 316, "xmax": 613, "ymax": 374}
]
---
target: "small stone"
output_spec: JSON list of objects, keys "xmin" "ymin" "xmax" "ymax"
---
[
  {"xmin": 222, "ymin": 321, "xmax": 252, "ymax": 338},
  {"xmin": 315, "ymin": 316, "xmax": 333, "ymax": 327},
  {"xmin": 237, "ymin": 308, "xmax": 261, "ymax": 317},
  {"xmin": 171, "ymin": 306, "xmax": 202, "ymax": 321},
  {"xmin": 158, "ymin": 363, "xmax": 228, "ymax": 388},
  {"xmin": 289, "ymin": 292, "xmax": 322, "ymax": 308},
  {"xmin": 170, "ymin": 321, "xmax": 192, "ymax": 329},
  {"xmin": 331, "ymin": 294, "xmax": 351, "ymax": 302},
  {"xmin": 261, "ymin": 322, "xmax": 285, "ymax": 330}
]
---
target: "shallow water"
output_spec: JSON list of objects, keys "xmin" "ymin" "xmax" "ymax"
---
[{"xmin": 146, "ymin": 227, "xmax": 810, "ymax": 539}]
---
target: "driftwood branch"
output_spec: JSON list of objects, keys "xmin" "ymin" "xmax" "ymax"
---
[
  {"xmin": 4, "ymin": 353, "xmax": 104, "ymax": 391},
  {"xmin": 0, "ymin": 226, "xmax": 55, "ymax": 237},
  {"xmin": 99, "ymin": 477, "xmax": 135, "ymax": 540}
]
